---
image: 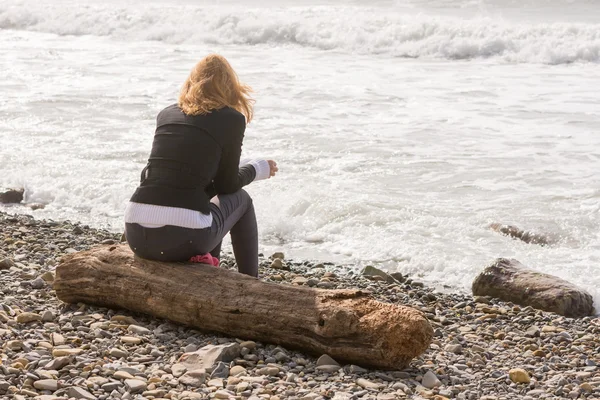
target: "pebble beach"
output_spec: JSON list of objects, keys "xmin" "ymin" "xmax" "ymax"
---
[{"xmin": 1, "ymin": 211, "xmax": 599, "ymax": 400}]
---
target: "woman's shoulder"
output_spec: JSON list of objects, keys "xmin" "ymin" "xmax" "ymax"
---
[{"xmin": 213, "ymin": 106, "xmax": 245, "ymax": 119}]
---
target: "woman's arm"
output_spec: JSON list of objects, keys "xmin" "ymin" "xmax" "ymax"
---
[{"xmin": 212, "ymin": 114, "xmax": 270, "ymax": 194}]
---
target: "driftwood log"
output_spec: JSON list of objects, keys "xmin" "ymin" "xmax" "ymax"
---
[
  {"xmin": 54, "ymin": 244, "xmax": 433, "ymax": 369},
  {"xmin": 473, "ymin": 258, "xmax": 595, "ymax": 317}
]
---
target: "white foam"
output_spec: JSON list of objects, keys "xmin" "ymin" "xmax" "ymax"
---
[{"xmin": 1, "ymin": 0, "xmax": 599, "ymax": 64}]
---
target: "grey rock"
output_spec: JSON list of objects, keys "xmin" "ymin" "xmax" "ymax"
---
[
  {"xmin": 124, "ymin": 379, "xmax": 146, "ymax": 393},
  {"xmin": 183, "ymin": 343, "xmax": 197, "ymax": 353},
  {"xmin": 361, "ymin": 265, "xmax": 397, "ymax": 283},
  {"xmin": 0, "ymin": 380, "xmax": 11, "ymax": 392},
  {"xmin": 101, "ymin": 382, "xmax": 123, "ymax": 391},
  {"xmin": 421, "ymin": 370, "xmax": 442, "ymax": 389},
  {"xmin": 356, "ymin": 378, "xmax": 380, "ymax": 389},
  {"xmin": 178, "ymin": 369, "xmax": 207, "ymax": 387},
  {"xmin": 67, "ymin": 387, "xmax": 96, "ymax": 400},
  {"xmin": 178, "ymin": 343, "xmax": 240, "ymax": 371},
  {"xmin": 43, "ymin": 356, "xmax": 71, "ymax": 370},
  {"xmin": 0, "ymin": 258, "xmax": 16, "ymax": 270},
  {"xmin": 0, "ymin": 188, "xmax": 24, "ymax": 204},
  {"xmin": 41, "ymin": 310, "xmax": 55, "ymax": 322},
  {"xmin": 345, "ymin": 364, "xmax": 369, "ymax": 374},
  {"xmin": 127, "ymin": 325, "xmax": 151, "ymax": 335},
  {"xmin": 30, "ymin": 277, "xmax": 46, "ymax": 289},
  {"xmin": 316, "ymin": 354, "xmax": 340, "ymax": 366},
  {"xmin": 210, "ymin": 362, "xmax": 230, "ymax": 379},
  {"xmin": 109, "ymin": 348, "xmax": 128, "ymax": 358},
  {"xmin": 316, "ymin": 365, "xmax": 341, "ymax": 373},
  {"xmin": 33, "ymin": 379, "xmax": 58, "ymax": 391},
  {"xmin": 444, "ymin": 344, "xmax": 463, "ymax": 354}
]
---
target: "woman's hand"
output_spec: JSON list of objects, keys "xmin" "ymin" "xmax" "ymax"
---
[{"xmin": 268, "ymin": 160, "xmax": 278, "ymax": 178}]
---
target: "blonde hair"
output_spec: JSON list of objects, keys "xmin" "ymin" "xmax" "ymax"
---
[{"xmin": 178, "ymin": 54, "xmax": 254, "ymax": 122}]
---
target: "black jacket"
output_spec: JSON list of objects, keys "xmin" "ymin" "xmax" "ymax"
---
[{"xmin": 129, "ymin": 104, "xmax": 256, "ymax": 213}]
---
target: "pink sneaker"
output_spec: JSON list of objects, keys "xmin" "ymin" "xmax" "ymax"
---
[{"xmin": 189, "ymin": 254, "xmax": 219, "ymax": 266}]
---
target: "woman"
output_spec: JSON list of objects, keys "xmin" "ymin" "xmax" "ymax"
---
[{"xmin": 124, "ymin": 54, "xmax": 277, "ymax": 277}]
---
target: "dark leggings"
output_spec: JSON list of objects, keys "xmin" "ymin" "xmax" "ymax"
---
[{"xmin": 125, "ymin": 189, "xmax": 258, "ymax": 277}]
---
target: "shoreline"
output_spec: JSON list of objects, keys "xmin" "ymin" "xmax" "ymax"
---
[{"xmin": 1, "ymin": 211, "xmax": 599, "ymax": 399}]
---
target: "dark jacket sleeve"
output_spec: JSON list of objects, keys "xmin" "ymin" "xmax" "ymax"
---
[{"xmin": 212, "ymin": 113, "xmax": 257, "ymax": 194}]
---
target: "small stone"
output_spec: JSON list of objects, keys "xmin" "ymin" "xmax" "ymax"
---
[
  {"xmin": 347, "ymin": 365, "xmax": 368, "ymax": 374},
  {"xmin": 509, "ymin": 368, "xmax": 531, "ymax": 384},
  {"xmin": 270, "ymin": 259, "xmax": 287, "ymax": 270},
  {"xmin": 110, "ymin": 348, "xmax": 129, "ymax": 358},
  {"xmin": 16, "ymin": 312, "xmax": 42, "ymax": 323},
  {"xmin": 178, "ymin": 369, "xmax": 207, "ymax": 387},
  {"xmin": 101, "ymin": 382, "xmax": 123, "ymax": 392},
  {"xmin": 215, "ymin": 390, "xmax": 235, "ymax": 399},
  {"xmin": 292, "ymin": 277, "xmax": 308, "ymax": 285},
  {"xmin": 580, "ymin": 383, "xmax": 593, "ymax": 393},
  {"xmin": 30, "ymin": 277, "xmax": 46, "ymax": 289},
  {"xmin": 6, "ymin": 340, "xmax": 24, "ymax": 351},
  {"xmin": 183, "ymin": 343, "xmax": 198, "ymax": 353},
  {"xmin": 33, "ymin": 379, "xmax": 58, "ymax": 391},
  {"xmin": 0, "ymin": 258, "xmax": 16, "ymax": 270},
  {"xmin": 361, "ymin": 265, "xmax": 396, "ymax": 283},
  {"xmin": 41, "ymin": 310, "xmax": 55, "ymax": 322},
  {"xmin": 257, "ymin": 367, "xmax": 279, "ymax": 376},
  {"xmin": 43, "ymin": 356, "xmax": 71, "ymax": 370},
  {"xmin": 110, "ymin": 315, "xmax": 138, "ymax": 325},
  {"xmin": 171, "ymin": 363, "xmax": 187, "ymax": 377},
  {"xmin": 525, "ymin": 326, "xmax": 540, "ymax": 337},
  {"xmin": 271, "ymin": 252, "xmax": 285, "ymax": 260},
  {"xmin": 113, "ymin": 371, "xmax": 134, "ymax": 380},
  {"xmin": 316, "ymin": 365, "xmax": 341, "ymax": 373},
  {"xmin": 39, "ymin": 271, "xmax": 55, "ymax": 282},
  {"xmin": 357, "ymin": 378, "xmax": 380, "ymax": 389},
  {"xmin": 125, "ymin": 379, "xmax": 147, "ymax": 393},
  {"xmin": 210, "ymin": 362, "xmax": 229, "ymax": 379},
  {"xmin": 240, "ymin": 341, "xmax": 256, "ymax": 350},
  {"xmin": 52, "ymin": 348, "xmax": 83, "ymax": 357},
  {"xmin": 86, "ymin": 376, "xmax": 109, "ymax": 386},
  {"xmin": 51, "ymin": 333, "xmax": 65, "ymax": 346},
  {"xmin": 444, "ymin": 344, "xmax": 463, "ymax": 354},
  {"xmin": 316, "ymin": 354, "xmax": 340, "ymax": 366},
  {"xmin": 120, "ymin": 336, "xmax": 142, "ymax": 344},
  {"xmin": 127, "ymin": 325, "xmax": 151, "ymax": 335},
  {"xmin": 229, "ymin": 366, "xmax": 247, "ymax": 377},
  {"xmin": 67, "ymin": 387, "xmax": 96, "ymax": 400},
  {"xmin": 142, "ymin": 389, "xmax": 168, "ymax": 398},
  {"xmin": 421, "ymin": 371, "xmax": 442, "ymax": 389},
  {"xmin": 207, "ymin": 377, "xmax": 224, "ymax": 387}
]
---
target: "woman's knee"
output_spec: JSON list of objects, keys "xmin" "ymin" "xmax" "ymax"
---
[{"xmin": 238, "ymin": 188, "xmax": 253, "ymax": 205}]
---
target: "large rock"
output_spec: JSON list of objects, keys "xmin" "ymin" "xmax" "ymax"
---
[
  {"xmin": 472, "ymin": 258, "xmax": 594, "ymax": 317},
  {"xmin": 361, "ymin": 265, "xmax": 398, "ymax": 284},
  {"xmin": 0, "ymin": 188, "xmax": 24, "ymax": 204},
  {"xmin": 489, "ymin": 223, "xmax": 553, "ymax": 246},
  {"xmin": 178, "ymin": 343, "xmax": 240, "ymax": 372}
]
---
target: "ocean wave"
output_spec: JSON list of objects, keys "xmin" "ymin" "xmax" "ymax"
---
[{"xmin": 1, "ymin": 1, "xmax": 599, "ymax": 64}]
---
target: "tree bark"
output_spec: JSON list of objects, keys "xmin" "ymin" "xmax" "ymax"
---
[{"xmin": 54, "ymin": 244, "xmax": 433, "ymax": 369}]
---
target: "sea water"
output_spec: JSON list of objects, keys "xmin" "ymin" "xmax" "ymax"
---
[{"xmin": 1, "ymin": 0, "xmax": 599, "ymax": 308}]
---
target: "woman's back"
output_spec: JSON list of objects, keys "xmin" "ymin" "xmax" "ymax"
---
[{"xmin": 130, "ymin": 104, "xmax": 250, "ymax": 215}]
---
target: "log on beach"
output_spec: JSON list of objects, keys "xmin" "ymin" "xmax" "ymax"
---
[
  {"xmin": 473, "ymin": 258, "xmax": 595, "ymax": 318},
  {"xmin": 54, "ymin": 244, "xmax": 433, "ymax": 370}
]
